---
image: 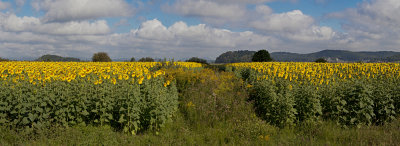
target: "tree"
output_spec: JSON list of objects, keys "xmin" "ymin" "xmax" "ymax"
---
[
  {"xmin": 315, "ymin": 58, "xmax": 328, "ymax": 63},
  {"xmin": 252, "ymin": 50, "xmax": 273, "ymax": 62},
  {"xmin": 186, "ymin": 57, "xmax": 208, "ymax": 64},
  {"xmin": 138, "ymin": 57, "xmax": 154, "ymax": 62},
  {"xmin": 92, "ymin": 52, "xmax": 112, "ymax": 62},
  {"xmin": 130, "ymin": 57, "xmax": 136, "ymax": 62}
]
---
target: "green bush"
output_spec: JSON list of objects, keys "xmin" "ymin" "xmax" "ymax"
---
[
  {"xmin": 319, "ymin": 84, "xmax": 346, "ymax": 121},
  {"xmin": 338, "ymin": 81, "xmax": 375, "ymax": 127},
  {"xmin": 237, "ymin": 68, "xmax": 257, "ymax": 83},
  {"xmin": 370, "ymin": 81, "xmax": 396, "ymax": 125},
  {"xmin": 293, "ymin": 85, "xmax": 322, "ymax": 123},
  {"xmin": 0, "ymin": 76, "xmax": 178, "ymax": 134},
  {"xmin": 250, "ymin": 80, "xmax": 296, "ymax": 128},
  {"xmin": 392, "ymin": 82, "xmax": 400, "ymax": 116}
]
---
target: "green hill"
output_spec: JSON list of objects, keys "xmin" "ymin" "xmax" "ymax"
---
[
  {"xmin": 215, "ymin": 50, "xmax": 400, "ymax": 63},
  {"xmin": 215, "ymin": 50, "xmax": 255, "ymax": 63},
  {"xmin": 36, "ymin": 54, "xmax": 81, "ymax": 62}
]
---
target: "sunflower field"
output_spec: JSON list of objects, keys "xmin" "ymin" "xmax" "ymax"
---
[
  {"xmin": 228, "ymin": 62, "xmax": 400, "ymax": 128},
  {"xmin": 0, "ymin": 62, "xmax": 202, "ymax": 134}
]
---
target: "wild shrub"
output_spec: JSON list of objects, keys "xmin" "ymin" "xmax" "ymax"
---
[
  {"xmin": 249, "ymin": 80, "xmax": 296, "ymax": 128},
  {"xmin": 392, "ymin": 82, "xmax": 400, "ymax": 116},
  {"xmin": 319, "ymin": 84, "xmax": 346, "ymax": 121},
  {"xmin": 293, "ymin": 85, "xmax": 322, "ymax": 123},
  {"xmin": 338, "ymin": 81, "xmax": 375, "ymax": 127}
]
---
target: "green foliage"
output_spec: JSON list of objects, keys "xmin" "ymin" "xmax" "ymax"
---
[
  {"xmin": 0, "ymin": 76, "xmax": 178, "ymax": 134},
  {"xmin": 293, "ymin": 85, "xmax": 322, "ymax": 123},
  {"xmin": 315, "ymin": 58, "xmax": 328, "ymax": 63},
  {"xmin": 186, "ymin": 57, "xmax": 208, "ymax": 65},
  {"xmin": 393, "ymin": 83, "xmax": 400, "ymax": 116},
  {"xmin": 232, "ymin": 66, "xmax": 400, "ymax": 128},
  {"xmin": 252, "ymin": 50, "xmax": 273, "ymax": 62},
  {"xmin": 130, "ymin": 57, "xmax": 135, "ymax": 62},
  {"xmin": 237, "ymin": 68, "xmax": 257, "ymax": 82},
  {"xmin": 92, "ymin": 52, "xmax": 112, "ymax": 62},
  {"xmin": 319, "ymin": 84, "xmax": 347, "ymax": 122},
  {"xmin": 250, "ymin": 80, "xmax": 297, "ymax": 128},
  {"xmin": 138, "ymin": 57, "xmax": 154, "ymax": 62},
  {"xmin": 338, "ymin": 81, "xmax": 375, "ymax": 127}
]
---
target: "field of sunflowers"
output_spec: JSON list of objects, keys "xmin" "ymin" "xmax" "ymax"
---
[
  {"xmin": 0, "ymin": 62, "xmax": 202, "ymax": 134},
  {"xmin": 1, "ymin": 61, "xmax": 400, "ymax": 145},
  {"xmin": 228, "ymin": 62, "xmax": 400, "ymax": 127}
]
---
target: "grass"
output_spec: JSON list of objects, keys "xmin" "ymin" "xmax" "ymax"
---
[{"xmin": 1, "ymin": 68, "xmax": 400, "ymax": 145}]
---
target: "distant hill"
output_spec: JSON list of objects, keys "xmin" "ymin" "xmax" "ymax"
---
[
  {"xmin": 36, "ymin": 54, "xmax": 81, "ymax": 62},
  {"xmin": 272, "ymin": 50, "xmax": 400, "ymax": 62},
  {"xmin": 215, "ymin": 50, "xmax": 400, "ymax": 63},
  {"xmin": 215, "ymin": 50, "xmax": 255, "ymax": 63}
]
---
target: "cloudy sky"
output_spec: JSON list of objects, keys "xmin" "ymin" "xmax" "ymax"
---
[{"xmin": 0, "ymin": 0, "xmax": 399, "ymax": 60}]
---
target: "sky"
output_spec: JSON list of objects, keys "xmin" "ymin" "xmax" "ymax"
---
[{"xmin": 0, "ymin": 0, "xmax": 399, "ymax": 60}]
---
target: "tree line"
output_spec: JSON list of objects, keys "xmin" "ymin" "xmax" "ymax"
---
[{"xmin": 1, "ymin": 50, "xmax": 329, "ymax": 64}]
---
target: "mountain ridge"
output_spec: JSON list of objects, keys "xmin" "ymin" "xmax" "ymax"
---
[{"xmin": 215, "ymin": 50, "xmax": 400, "ymax": 63}]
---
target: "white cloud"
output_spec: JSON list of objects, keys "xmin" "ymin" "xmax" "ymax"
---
[
  {"xmin": 0, "ymin": 13, "xmax": 110, "ymax": 35},
  {"xmin": 0, "ymin": 1, "xmax": 10, "ymax": 10},
  {"xmin": 255, "ymin": 5, "xmax": 273, "ymax": 15},
  {"xmin": 250, "ymin": 10, "xmax": 314, "ymax": 33},
  {"xmin": 164, "ymin": 1, "xmax": 336, "ymax": 42},
  {"xmin": 0, "ymin": 17, "xmax": 281, "ymax": 59},
  {"xmin": 284, "ymin": 26, "xmax": 336, "ymax": 41},
  {"xmin": 328, "ymin": 0, "xmax": 400, "ymax": 51},
  {"xmin": 134, "ymin": 19, "xmax": 173, "ymax": 40},
  {"xmin": 32, "ymin": 0, "xmax": 134, "ymax": 22},
  {"xmin": 163, "ymin": 0, "xmax": 246, "ymax": 25}
]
